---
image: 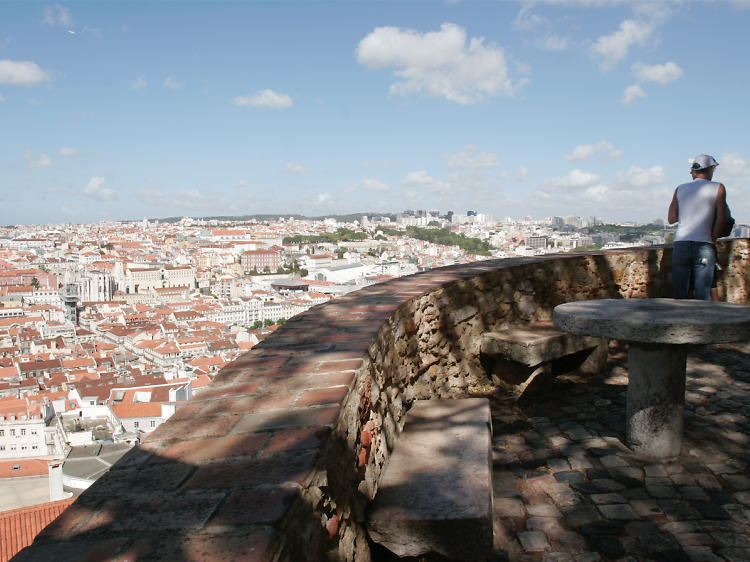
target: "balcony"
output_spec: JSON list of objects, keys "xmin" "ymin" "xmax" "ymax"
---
[{"xmin": 13, "ymin": 240, "xmax": 750, "ymax": 562}]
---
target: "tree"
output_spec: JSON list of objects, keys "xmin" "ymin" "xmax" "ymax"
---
[
  {"xmin": 264, "ymin": 319, "xmax": 274, "ymax": 327},
  {"xmin": 299, "ymin": 268, "xmax": 308, "ymax": 277},
  {"xmin": 277, "ymin": 318, "xmax": 286, "ymax": 325},
  {"xmin": 105, "ymin": 243, "xmax": 114, "ymax": 251},
  {"xmin": 263, "ymin": 266, "xmax": 271, "ymax": 273},
  {"xmin": 30, "ymin": 277, "xmax": 40, "ymax": 290},
  {"xmin": 276, "ymin": 266, "xmax": 286, "ymax": 274},
  {"xmin": 251, "ymin": 321, "xmax": 262, "ymax": 330}
]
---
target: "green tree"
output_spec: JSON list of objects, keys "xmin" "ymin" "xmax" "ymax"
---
[
  {"xmin": 427, "ymin": 220, "xmax": 440, "ymax": 227},
  {"xmin": 277, "ymin": 318, "xmax": 286, "ymax": 325},
  {"xmin": 276, "ymin": 266, "xmax": 286, "ymax": 274},
  {"xmin": 30, "ymin": 277, "xmax": 40, "ymax": 289},
  {"xmin": 263, "ymin": 266, "xmax": 271, "ymax": 273},
  {"xmin": 299, "ymin": 268, "xmax": 308, "ymax": 277},
  {"xmin": 251, "ymin": 321, "xmax": 263, "ymax": 330},
  {"xmin": 264, "ymin": 319, "xmax": 275, "ymax": 327},
  {"xmin": 104, "ymin": 243, "xmax": 114, "ymax": 251}
]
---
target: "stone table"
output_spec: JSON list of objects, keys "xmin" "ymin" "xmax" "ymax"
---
[{"xmin": 553, "ymin": 298, "xmax": 750, "ymax": 458}]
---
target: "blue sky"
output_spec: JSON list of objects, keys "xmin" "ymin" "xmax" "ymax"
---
[{"xmin": 2, "ymin": 0, "xmax": 750, "ymax": 226}]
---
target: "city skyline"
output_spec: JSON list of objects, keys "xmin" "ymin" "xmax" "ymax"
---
[{"xmin": 2, "ymin": 1, "xmax": 750, "ymax": 226}]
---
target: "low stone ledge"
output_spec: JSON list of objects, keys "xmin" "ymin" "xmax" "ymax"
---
[
  {"xmin": 14, "ymin": 241, "xmax": 750, "ymax": 562},
  {"xmin": 367, "ymin": 398, "xmax": 493, "ymax": 561}
]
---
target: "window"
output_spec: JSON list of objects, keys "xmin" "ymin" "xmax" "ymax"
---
[
  {"xmin": 10, "ymin": 444, "xmax": 16, "ymax": 451},
  {"xmin": 133, "ymin": 422, "xmax": 139, "ymax": 428},
  {"xmin": 20, "ymin": 429, "xmax": 26, "ymax": 436},
  {"xmin": 31, "ymin": 429, "xmax": 37, "ymax": 435},
  {"xmin": 150, "ymin": 420, "xmax": 156, "ymax": 427},
  {"xmin": 0, "ymin": 430, "xmax": 4, "ymax": 437},
  {"xmin": 21, "ymin": 445, "xmax": 27, "ymax": 450},
  {"xmin": 0, "ymin": 446, "xmax": 4, "ymax": 451},
  {"xmin": 32, "ymin": 444, "xmax": 38, "ymax": 450},
  {"xmin": 9, "ymin": 429, "xmax": 15, "ymax": 437}
]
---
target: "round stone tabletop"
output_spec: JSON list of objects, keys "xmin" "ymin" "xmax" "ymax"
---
[{"xmin": 553, "ymin": 298, "xmax": 750, "ymax": 345}]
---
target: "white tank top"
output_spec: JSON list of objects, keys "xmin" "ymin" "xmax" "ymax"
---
[{"xmin": 674, "ymin": 179, "xmax": 720, "ymax": 243}]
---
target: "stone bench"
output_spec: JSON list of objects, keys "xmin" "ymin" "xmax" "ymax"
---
[
  {"xmin": 366, "ymin": 398, "xmax": 493, "ymax": 562},
  {"xmin": 480, "ymin": 321, "xmax": 608, "ymax": 396}
]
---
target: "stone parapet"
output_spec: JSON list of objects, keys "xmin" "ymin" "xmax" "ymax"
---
[{"xmin": 12, "ymin": 240, "xmax": 750, "ymax": 562}]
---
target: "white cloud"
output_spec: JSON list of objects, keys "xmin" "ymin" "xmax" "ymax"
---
[
  {"xmin": 84, "ymin": 177, "xmax": 117, "ymax": 202},
  {"xmin": 41, "ymin": 3, "xmax": 72, "ymax": 27},
  {"xmin": 317, "ymin": 193, "xmax": 332, "ymax": 204},
  {"xmin": 356, "ymin": 23, "xmax": 528, "ymax": 104},
  {"xmin": 607, "ymin": 149, "xmax": 624, "ymax": 161},
  {"xmin": 359, "ymin": 162, "xmax": 375, "ymax": 168},
  {"xmin": 0, "ymin": 37, "xmax": 11, "ymax": 49},
  {"xmin": 538, "ymin": 35, "xmax": 568, "ymax": 51},
  {"xmin": 281, "ymin": 163, "xmax": 310, "ymax": 175},
  {"xmin": 0, "ymin": 94, "xmax": 5, "ymax": 102},
  {"xmin": 592, "ymin": 19, "xmax": 653, "ymax": 73},
  {"xmin": 54, "ymin": 147, "xmax": 81, "ymax": 157},
  {"xmin": 497, "ymin": 167, "xmax": 530, "ymax": 182},
  {"xmin": 622, "ymin": 84, "xmax": 646, "ymax": 106},
  {"xmin": 512, "ymin": 5, "xmax": 547, "ymax": 31},
  {"xmin": 383, "ymin": 159, "xmax": 403, "ymax": 167},
  {"xmin": 0, "ymin": 60, "xmax": 49, "ymax": 87},
  {"xmin": 632, "ymin": 61, "xmax": 682, "ymax": 84},
  {"xmin": 82, "ymin": 26, "xmax": 101, "ymax": 37},
  {"xmin": 611, "ymin": 165, "xmax": 668, "ymax": 190},
  {"xmin": 537, "ymin": 169, "xmax": 603, "ymax": 193},
  {"xmin": 564, "ymin": 141, "xmax": 614, "ymax": 162},
  {"xmin": 235, "ymin": 180, "xmax": 250, "ymax": 188},
  {"xmin": 28, "ymin": 98, "xmax": 42, "ymax": 105},
  {"xmin": 402, "ymin": 170, "xmax": 439, "ymax": 187},
  {"xmin": 401, "ymin": 170, "xmax": 452, "ymax": 195},
  {"xmin": 444, "ymin": 146, "xmax": 501, "ymax": 170},
  {"xmin": 130, "ymin": 76, "xmax": 147, "ymax": 92},
  {"xmin": 232, "ymin": 89, "xmax": 293, "ymax": 109},
  {"xmin": 342, "ymin": 179, "xmax": 391, "ymax": 194},
  {"xmin": 24, "ymin": 150, "xmax": 57, "ymax": 171},
  {"xmin": 361, "ymin": 179, "xmax": 390, "ymax": 192},
  {"xmin": 162, "ymin": 76, "xmax": 183, "ymax": 89},
  {"xmin": 719, "ymin": 153, "xmax": 750, "ymax": 176}
]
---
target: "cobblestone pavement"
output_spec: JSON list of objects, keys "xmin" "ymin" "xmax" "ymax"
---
[
  {"xmin": 373, "ymin": 341, "xmax": 750, "ymax": 562},
  {"xmin": 487, "ymin": 341, "xmax": 750, "ymax": 562}
]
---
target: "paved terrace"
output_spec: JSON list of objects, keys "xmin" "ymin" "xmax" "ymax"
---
[
  {"xmin": 12, "ymin": 240, "xmax": 750, "ymax": 562},
  {"xmin": 466, "ymin": 341, "xmax": 749, "ymax": 562}
]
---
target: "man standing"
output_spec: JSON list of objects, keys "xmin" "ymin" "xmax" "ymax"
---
[{"xmin": 668, "ymin": 154, "xmax": 726, "ymax": 300}]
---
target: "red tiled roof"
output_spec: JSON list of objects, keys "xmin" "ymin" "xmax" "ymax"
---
[
  {"xmin": 110, "ymin": 402, "xmax": 162, "ymax": 418},
  {"xmin": 0, "ymin": 459, "xmax": 48, "ymax": 479},
  {"xmin": 0, "ymin": 498, "xmax": 76, "ymax": 560}
]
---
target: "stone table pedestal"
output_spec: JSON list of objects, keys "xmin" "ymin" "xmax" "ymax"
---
[{"xmin": 554, "ymin": 299, "xmax": 750, "ymax": 458}]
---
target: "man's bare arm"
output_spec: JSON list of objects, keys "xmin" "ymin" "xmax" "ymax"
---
[
  {"xmin": 668, "ymin": 189, "xmax": 679, "ymax": 224},
  {"xmin": 712, "ymin": 184, "xmax": 727, "ymax": 242}
]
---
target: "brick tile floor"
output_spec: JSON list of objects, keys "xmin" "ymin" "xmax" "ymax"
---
[{"xmin": 372, "ymin": 341, "xmax": 750, "ymax": 562}]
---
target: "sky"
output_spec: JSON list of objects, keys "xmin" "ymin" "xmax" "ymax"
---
[{"xmin": 2, "ymin": 0, "xmax": 750, "ymax": 226}]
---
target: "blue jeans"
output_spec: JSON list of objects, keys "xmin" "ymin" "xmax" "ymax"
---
[{"xmin": 672, "ymin": 241, "xmax": 716, "ymax": 300}]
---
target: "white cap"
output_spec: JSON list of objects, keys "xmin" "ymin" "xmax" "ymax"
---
[{"xmin": 689, "ymin": 154, "xmax": 719, "ymax": 170}]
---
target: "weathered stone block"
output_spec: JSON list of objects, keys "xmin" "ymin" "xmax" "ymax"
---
[{"xmin": 366, "ymin": 399, "xmax": 493, "ymax": 561}]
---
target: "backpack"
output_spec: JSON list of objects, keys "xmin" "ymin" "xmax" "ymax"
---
[{"xmin": 713, "ymin": 202, "xmax": 735, "ymax": 238}]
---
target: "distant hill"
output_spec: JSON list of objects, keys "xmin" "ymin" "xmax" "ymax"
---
[{"xmin": 127, "ymin": 213, "xmax": 398, "ymax": 225}]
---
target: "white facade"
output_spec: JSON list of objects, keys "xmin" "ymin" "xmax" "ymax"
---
[{"xmin": 0, "ymin": 416, "xmax": 47, "ymax": 458}]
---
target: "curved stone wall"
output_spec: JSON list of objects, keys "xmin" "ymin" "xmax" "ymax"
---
[{"xmin": 14, "ymin": 240, "xmax": 750, "ymax": 562}]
